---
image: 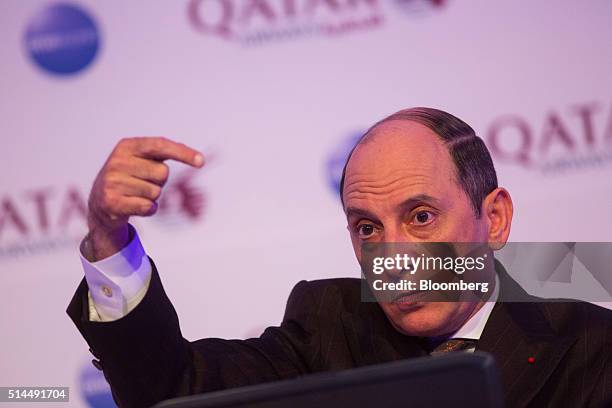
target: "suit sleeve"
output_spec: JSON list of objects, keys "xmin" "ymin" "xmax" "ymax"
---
[{"xmin": 66, "ymin": 258, "xmax": 320, "ymax": 408}]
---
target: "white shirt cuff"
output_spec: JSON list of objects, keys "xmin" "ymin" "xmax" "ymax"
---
[{"xmin": 80, "ymin": 225, "xmax": 151, "ymax": 322}]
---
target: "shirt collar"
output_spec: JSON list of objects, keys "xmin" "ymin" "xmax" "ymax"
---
[{"xmin": 448, "ymin": 273, "xmax": 500, "ymax": 341}]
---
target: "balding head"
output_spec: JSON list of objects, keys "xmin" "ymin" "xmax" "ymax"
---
[{"xmin": 340, "ymin": 107, "xmax": 498, "ymax": 217}]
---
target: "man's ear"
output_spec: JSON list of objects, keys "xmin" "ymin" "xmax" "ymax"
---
[{"xmin": 482, "ymin": 187, "xmax": 513, "ymax": 250}]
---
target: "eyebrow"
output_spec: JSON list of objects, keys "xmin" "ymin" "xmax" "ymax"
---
[
  {"xmin": 345, "ymin": 194, "xmax": 442, "ymax": 221},
  {"xmin": 344, "ymin": 207, "xmax": 381, "ymax": 223},
  {"xmin": 398, "ymin": 194, "xmax": 442, "ymax": 211}
]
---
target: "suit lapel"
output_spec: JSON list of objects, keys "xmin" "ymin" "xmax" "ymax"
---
[
  {"xmin": 341, "ymin": 302, "xmax": 427, "ymax": 367},
  {"xmin": 478, "ymin": 266, "xmax": 578, "ymax": 407}
]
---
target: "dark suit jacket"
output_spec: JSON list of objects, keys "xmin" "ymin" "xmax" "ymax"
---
[{"xmin": 67, "ymin": 259, "xmax": 612, "ymax": 408}]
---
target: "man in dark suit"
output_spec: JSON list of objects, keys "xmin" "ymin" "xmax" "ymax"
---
[{"xmin": 68, "ymin": 108, "xmax": 611, "ymax": 408}]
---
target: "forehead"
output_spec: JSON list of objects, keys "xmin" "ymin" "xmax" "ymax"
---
[{"xmin": 342, "ymin": 120, "xmax": 457, "ymax": 205}]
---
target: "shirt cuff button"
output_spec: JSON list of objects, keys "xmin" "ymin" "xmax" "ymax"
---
[
  {"xmin": 101, "ymin": 286, "xmax": 113, "ymax": 297},
  {"xmin": 91, "ymin": 359, "xmax": 103, "ymax": 371}
]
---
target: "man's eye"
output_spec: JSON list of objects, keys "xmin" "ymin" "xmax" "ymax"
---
[
  {"xmin": 357, "ymin": 224, "xmax": 375, "ymax": 238},
  {"xmin": 412, "ymin": 211, "xmax": 435, "ymax": 225}
]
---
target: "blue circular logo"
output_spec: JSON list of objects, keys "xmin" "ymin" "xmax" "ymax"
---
[
  {"xmin": 79, "ymin": 362, "xmax": 115, "ymax": 408},
  {"xmin": 326, "ymin": 130, "xmax": 364, "ymax": 197},
  {"xmin": 24, "ymin": 3, "xmax": 101, "ymax": 75}
]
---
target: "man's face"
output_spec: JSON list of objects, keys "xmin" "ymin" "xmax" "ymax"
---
[{"xmin": 343, "ymin": 120, "xmax": 491, "ymax": 337}]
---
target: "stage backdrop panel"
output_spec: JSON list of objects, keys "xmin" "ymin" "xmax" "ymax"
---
[{"xmin": 1, "ymin": 1, "xmax": 611, "ymax": 407}]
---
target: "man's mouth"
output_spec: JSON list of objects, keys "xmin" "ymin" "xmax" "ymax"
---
[{"xmin": 392, "ymin": 291, "xmax": 429, "ymax": 311}]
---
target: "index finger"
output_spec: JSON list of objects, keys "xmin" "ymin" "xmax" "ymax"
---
[{"xmin": 132, "ymin": 137, "xmax": 204, "ymax": 167}]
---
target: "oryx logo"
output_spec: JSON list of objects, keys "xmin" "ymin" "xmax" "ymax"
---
[
  {"xmin": 24, "ymin": 3, "xmax": 101, "ymax": 76},
  {"xmin": 393, "ymin": 0, "xmax": 447, "ymax": 16},
  {"xmin": 154, "ymin": 168, "xmax": 208, "ymax": 228}
]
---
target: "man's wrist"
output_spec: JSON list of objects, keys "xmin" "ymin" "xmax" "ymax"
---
[{"xmin": 84, "ymin": 223, "xmax": 130, "ymax": 261}]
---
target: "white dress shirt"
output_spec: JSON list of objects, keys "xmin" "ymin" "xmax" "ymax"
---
[
  {"xmin": 81, "ymin": 225, "xmax": 499, "ymax": 346},
  {"xmin": 445, "ymin": 274, "xmax": 499, "ymax": 350},
  {"xmin": 451, "ymin": 274, "xmax": 499, "ymax": 338}
]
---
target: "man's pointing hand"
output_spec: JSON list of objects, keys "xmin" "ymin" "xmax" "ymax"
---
[{"xmin": 86, "ymin": 137, "xmax": 204, "ymax": 260}]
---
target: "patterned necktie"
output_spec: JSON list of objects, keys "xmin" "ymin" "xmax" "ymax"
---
[{"xmin": 429, "ymin": 338, "xmax": 478, "ymax": 356}]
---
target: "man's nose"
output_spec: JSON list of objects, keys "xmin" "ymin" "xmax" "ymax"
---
[
  {"xmin": 381, "ymin": 227, "xmax": 414, "ymax": 281},
  {"xmin": 382, "ymin": 225, "xmax": 416, "ymax": 244}
]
